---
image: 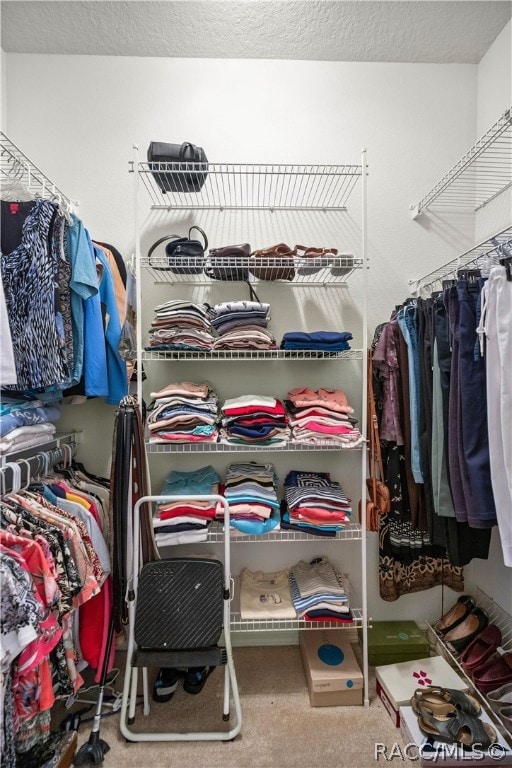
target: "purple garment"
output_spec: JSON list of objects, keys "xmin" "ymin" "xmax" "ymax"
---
[{"xmin": 373, "ymin": 320, "xmax": 404, "ymax": 444}]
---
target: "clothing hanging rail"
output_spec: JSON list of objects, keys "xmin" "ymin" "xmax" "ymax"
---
[
  {"xmin": 409, "ymin": 225, "xmax": 512, "ymax": 295},
  {"xmin": 0, "ymin": 434, "xmax": 78, "ymax": 494},
  {"xmin": 410, "ymin": 107, "xmax": 512, "ymax": 218},
  {"xmin": 0, "ymin": 131, "xmax": 78, "ymax": 211}
]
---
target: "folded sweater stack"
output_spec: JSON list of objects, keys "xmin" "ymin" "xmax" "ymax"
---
[
  {"xmin": 288, "ymin": 557, "xmax": 352, "ymax": 623},
  {"xmin": 220, "ymin": 462, "xmax": 280, "ymax": 534},
  {"xmin": 146, "ymin": 300, "xmax": 214, "ymax": 351},
  {"xmin": 281, "ymin": 470, "xmax": 352, "ymax": 537},
  {"xmin": 280, "ymin": 330, "xmax": 353, "ymax": 352},
  {"xmin": 207, "ymin": 301, "xmax": 276, "ymax": 351},
  {"xmin": 147, "ymin": 381, "xmax": 219, "ymax": 444},
  {"xmin": 220, "ymin": 394, "xmax": 290, "ymax": 446},
  {"xmin": 153, "ymin": 466, "xmax": 220, "ymax": 546},
  {"xmin": 285, "ymin": 386, "xmax": 364, "ymax": 447}
]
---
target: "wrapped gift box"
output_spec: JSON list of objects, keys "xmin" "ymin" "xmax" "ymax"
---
[
  {"xmin": 359, "ymin": 620, "xmax": 430, "ymax": 666},
  {"xmin": 376, "ymin": 654, "xmax": 468, "ymax": 727},
  {"xmin": 299, "ymin": 629, "xmax": 363, "ymax": 707}
]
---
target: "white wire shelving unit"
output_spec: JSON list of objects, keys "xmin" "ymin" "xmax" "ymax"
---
[
  {"xmin": 426, "ymin": 588, "xmax": 512, "ymax": 745},
  {"xmin": 141, "ymin": 253, "xmax": 361, "ymax": 287},
  {"xmin": 410, "ymin": 225, "xmax": 512, "ymax": 294},
  {"xmin": 0, "ymin": 432, "xmax": 80, "ymax": 495},
  {"xmin": 131, "ymin": 146, "xmax": 370, "ymax": 704},
  {"xmin": 130, "ymin": 160, "xmax": 362, "ymax": 211},
  {"xmin": 229, "ymin": 573, "xmax": 364, "ymax": 632},
  {"xmin": 410, "ymin": 107, "xmax": 512, "ymax": 218},
  {"xmin": 410, "ymin": 108, "xmax": 512, "ymax": 291},
  {"xmin": 142, "ymin": 349, "xmax": 363, "ymax": 361},
  {"xmin": 230, "ymin": 608, "xmax": 364, "ymax": 633},
  {"xmin": 146, "ymin": 441, "xmax": 365, "ymax": 454},
  {"xmin": 206, "ymin": 521, "xmax": 363, "ymax": 543},
  {"xmin": 0, "ymin": 131, "xmax": 78, "ymax": 211}
]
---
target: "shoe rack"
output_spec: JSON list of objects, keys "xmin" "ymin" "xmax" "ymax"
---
[{"xmin": 426, "ymin": 587, "xmax": 512, "ymax": 744}]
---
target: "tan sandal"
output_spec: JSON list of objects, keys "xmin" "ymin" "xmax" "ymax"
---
[
  {"xmin": 411, "ymin": 686, "xmax": 481, "ymax": 718},
  {"xmin": 295, "ymin": 245, "xmax": 337, "ymax": 275}
]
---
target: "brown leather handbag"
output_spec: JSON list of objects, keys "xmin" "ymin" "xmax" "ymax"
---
[
  {"xmin": 359, "ymin": 351, "xmax": 391, "ymax": 532},
  {"xmin": 249, "ymin": 243, "xmax": 297, "ymax": 281}
]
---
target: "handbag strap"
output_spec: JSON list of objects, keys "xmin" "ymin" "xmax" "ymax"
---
[
  {"xmin": 180, "ymin": 142, "xmax": 200, "ymax": 163},
  {"xmin": 188, "ymin": 225, "xmax": 208, "ymax": 252},
  {"xmin": 147, "ymin": 234, "xmax": 181, "ymax": 270}
]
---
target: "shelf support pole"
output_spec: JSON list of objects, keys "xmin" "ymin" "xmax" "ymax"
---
[{"xmin": 361, "ymin": 147, "xmax": 370, "ymax": 707}]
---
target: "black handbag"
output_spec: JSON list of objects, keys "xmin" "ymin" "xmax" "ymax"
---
[
  {"xmin": 204, "ymin": 243, "xmax": 251, "ymax": 281},
  {"xmin": 147, "ymin": 142, "xmax": 208, "ymax": 194},
  {"xmin": 147, "ymin": 226, "xmax": 208, "ymax": 274}
]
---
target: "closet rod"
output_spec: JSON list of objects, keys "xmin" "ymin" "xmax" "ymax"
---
[
  {"xmin": 0, "ymin": 440, "xmax": 77, "ymax": 496},
  {"xmin": 409, "ymin": 225, "xmax": 512, "ymax": 294},
  {"xmin": 0, "ymin": 130, "xmax": 78, "ymax": 211}
]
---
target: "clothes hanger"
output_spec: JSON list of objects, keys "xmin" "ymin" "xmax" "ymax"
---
[
  {"xmin": 0, "ymin": 462, "xmax": 21, "ymax": 497},
  {"xmin": 16, "ymin": 458, "xmax": 33, "ymax": 492}
]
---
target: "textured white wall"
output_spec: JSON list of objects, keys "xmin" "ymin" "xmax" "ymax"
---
[
  {"xmin": 5, "ymin": 53, "xmax": 478, "ymax": 624},
  {"xmin": 0, "ymin": 48, "xmax": 7, "ymax": 131},
  {"xmin": 466, "ymin": 21, "xmax": 512, "ymax": 610},
  {"xmin": 477, "ymin": 19, "xmax": 512, "ymax": 134},
  {"xmin": 475, "ymin": 20, "xmax": 512, "ymax": 242}
]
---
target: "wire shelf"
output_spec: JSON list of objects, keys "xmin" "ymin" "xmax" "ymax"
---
[
  {"xmin": 411, "ymin": 108, "xmax": 512, "ymax": 216},
  {"xmin": 426, "ymin": 588, "xmax": 512, "ymax": 743},
  {"xmin": 206, "ymin": 521, "xmax": 362, "ymax": 543},
  {"xmin": 132, "ymin": 161, "xmax": 363, "ymax": 211},
  {"xmin": 411, "ymin": 225, "xmax": 512, "ymax": 292},
  {"xmin": 142, "ymin": 349, "xmax": 364, "ymax": 361},
  {"xmin": 230, "ymin": 608, "xmax": 363, "ymax": 632},
  {"xmin": 140, "ymin": 254, "xmax": 361, "ymax": 286},
  {"xmin": 146, "ymin": 440, "xmax": 364, "ymax": 454},
  {"xmin": 229, "ymin": 572, "xmax": 362, "ymax": 631},
  {"xmin": 0, "ymin": 131, "xmax": 77, "ymax": 210},
  {"xmin": 0, "ymin": 431, "xmax": 80, "ymax": 469}
]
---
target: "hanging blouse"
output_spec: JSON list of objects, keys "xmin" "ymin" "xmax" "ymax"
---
[{"xmin": 1, "ymin": 199, "xmax": 70, "ymax": 391}]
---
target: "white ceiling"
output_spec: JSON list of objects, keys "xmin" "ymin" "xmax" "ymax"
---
[{"xmin": 1, "ymin": 1, "xmax": 511, "ymax": 63}]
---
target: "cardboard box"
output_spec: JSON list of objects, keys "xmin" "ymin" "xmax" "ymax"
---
[
  {"xmin": 376, "ymin": 655, "xmax": 468, "ymax": 727},
  {"xmin": 359, "ymin": 621, "xmax": 430, "ymax": 666},
  {"xmin": 299, "ymin": 629, "xmax": 363, "ymax": 707},
  {"xmin": 400, "ymin": 705, "xmax": 512, "ymax": 766}
]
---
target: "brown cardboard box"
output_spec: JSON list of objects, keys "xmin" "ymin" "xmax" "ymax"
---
[{"xmin": 299, "ymin": 629, "xmax": 363, "ymax": 707}]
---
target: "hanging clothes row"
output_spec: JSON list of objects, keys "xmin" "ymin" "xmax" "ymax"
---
[
  {"xmin": 371, "ymin": 244, "xmax": 512, "ymax": 601},
  {"xmin": 0, "ymin": 191, "xmax": 133, "ymax": 454},
  {"xmin": 0, "ymin": 447, "xmax": 113, "ymax": 768}
]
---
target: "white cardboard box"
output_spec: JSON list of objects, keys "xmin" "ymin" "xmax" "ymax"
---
[
  {"xmin": 376, "ymin": 655, "xmax": 468, "ymax": 727},
  {"xmin": 299, "ymin": 629, "xmax": 363, "ymax": 707},
  {"xmin": 400, "ymin": 705, "xmax": 512, "ymax": 766}
]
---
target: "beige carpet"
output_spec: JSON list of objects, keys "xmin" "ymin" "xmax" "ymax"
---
[{"xmin": 58, "ymin": 645, "xmax": 416, "ymax": 768}]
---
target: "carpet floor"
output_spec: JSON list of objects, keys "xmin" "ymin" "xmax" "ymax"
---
[{"xmin": 55, "ymin": 644, "xmax": 416, "ymax": 768}]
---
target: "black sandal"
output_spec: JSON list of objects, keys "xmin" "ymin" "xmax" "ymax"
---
[{"xmin": 417, "ymin": 708, "xmax": 496, "ymax": 750}]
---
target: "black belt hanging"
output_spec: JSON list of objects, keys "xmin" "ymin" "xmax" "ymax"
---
[{"xmin": 111, "ymin": 396, "xmax": 158, "ymax": 632}]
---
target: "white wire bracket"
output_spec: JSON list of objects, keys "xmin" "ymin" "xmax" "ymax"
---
[
  {"xmin": 0, "ymin": 131, "xmax": 79, "ymax": 211},
  {"xmin": 411, "ymin": 107, "xmax": 512, "ymax": 217}
]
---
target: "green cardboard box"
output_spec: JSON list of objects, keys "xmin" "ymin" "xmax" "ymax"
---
[{"xmin": 358, "ymin": 621, "xmax": 430, "ymax": 667}]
